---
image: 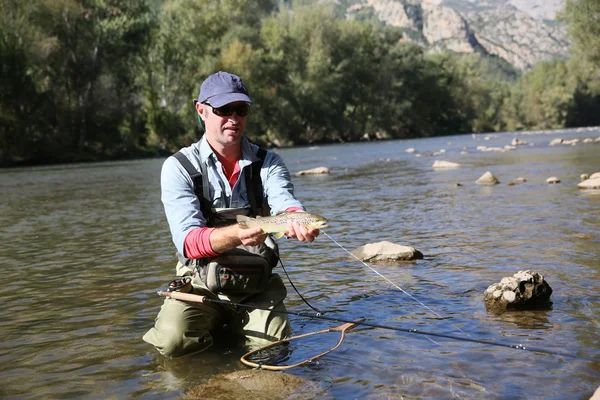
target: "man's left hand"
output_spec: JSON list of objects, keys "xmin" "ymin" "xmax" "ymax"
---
[{"xmin": 286, "ymin": 219, "xmax": 319, "ymax": 243}]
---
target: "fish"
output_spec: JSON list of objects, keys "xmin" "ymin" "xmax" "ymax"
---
[{"xmin": 236, "ymin": 211, "xmax": 328, "ymax": 239}]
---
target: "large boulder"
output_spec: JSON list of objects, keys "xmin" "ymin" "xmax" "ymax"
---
[
  {"xmin": 183, "ymin": 369, "xmax": 315, "ymax": 400},
  {"xmin": 351, "ymin": 241, "xmax": 423, "ymax": 262},
  {"xmin": 484, "ymin": 270, "xmax": 552, "ymax": 313}
]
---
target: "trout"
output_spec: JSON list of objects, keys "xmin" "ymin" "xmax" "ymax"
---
[{"xmin": 236, "ymin": 212, "xmax": 328, "ymax": 238}]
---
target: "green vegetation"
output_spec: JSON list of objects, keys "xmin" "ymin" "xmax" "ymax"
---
[{"xmin": 1, "ymin": 0, "xmax": 598, "ymax": 166}]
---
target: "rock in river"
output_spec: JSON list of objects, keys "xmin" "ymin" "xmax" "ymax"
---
[
  {"xmin": 484, "ymin": 270, "xmax": 552, "ymax": 313},
  {"xmin": 578, "ymin": 177, "xmax": 600, "ymax": 190},
  {"xmin": 295, "ymin": 167, "xmax": 329, "ymax": 176},
  {"xmin": 351, "ymin": 241, "xmax": 423, "ymax": 261},
  {"xmin": 183, "ymin": 369, "xmax": 317, "ymax": 400},
  {"xmin": 476, "ymin": 171, "xmax": 500, "ymax": 185},
  {"xmin": 432, "ymin": 160, "xmax": 462, "ymax": 169}
]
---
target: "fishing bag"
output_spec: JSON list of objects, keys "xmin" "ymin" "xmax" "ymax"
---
[
  {"xmin": 173, "ymin": 148, "xmax": 278, "ymax": 295},
  {"xmin": 198, "ymin": 238, "xmax": 279, "ymax": 294}
]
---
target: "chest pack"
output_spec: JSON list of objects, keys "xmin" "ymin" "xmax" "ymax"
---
[{"xmin": 173, "ymin": 148, "xmax": 279, "ymax": 295}]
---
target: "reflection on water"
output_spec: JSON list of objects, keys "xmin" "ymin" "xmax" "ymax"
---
[{"xmin": 0, "ymin": 129, "xmax": 599, "ymax": 398}]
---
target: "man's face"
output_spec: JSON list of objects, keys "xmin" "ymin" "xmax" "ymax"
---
[{"xmin": 198, "ymin": 101, "xmax": 248, "ymax": 149}]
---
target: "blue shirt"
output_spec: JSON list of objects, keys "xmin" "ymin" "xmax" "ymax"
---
[{"xmin": 160, "ymin": 136, "xmax": 304, "ymax": 255}]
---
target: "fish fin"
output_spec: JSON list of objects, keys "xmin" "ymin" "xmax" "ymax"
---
[
  {"xmin": 273, "ymin": 232, "xmax": 286, "ymax": 239},
  {"xmin": 236, "ymin": 214, "xmax": 251, "ymax": 228}
]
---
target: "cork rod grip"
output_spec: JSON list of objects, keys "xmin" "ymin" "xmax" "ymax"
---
[{"xmin": 157, "ymin": 291, "xmax": 206, "ymax": 303}]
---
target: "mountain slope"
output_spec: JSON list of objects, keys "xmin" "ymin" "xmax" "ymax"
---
[{"xmin": 343, "ymin": 0, "xmax": 570, "ymax": 70}]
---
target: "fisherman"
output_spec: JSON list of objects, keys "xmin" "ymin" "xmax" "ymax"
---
[{"xmin": 143, "ymin": 71, "xmax": 320, "ymax": 357}]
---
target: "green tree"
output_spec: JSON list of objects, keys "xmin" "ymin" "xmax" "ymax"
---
[
  {"xmin": 142, "ymin": 0, "xmax": 275, "ymax": 150},
  {"xmin": 563, "ymin": 0, "xmax": 600, "ymax": 64},
  {"xmin": 0, "ymin": 0, "xmax": 54, "ymax": 165},
  {"xmin": 33, "ymin": 0, "xmax": 154, "ymax": 157}
]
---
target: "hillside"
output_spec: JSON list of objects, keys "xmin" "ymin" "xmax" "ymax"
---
[{"xmin": 343, "ymin": 0, "xmax": 570, "ymax": 69}]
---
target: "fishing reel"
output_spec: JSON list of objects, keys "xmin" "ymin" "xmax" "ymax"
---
[{"xmin": 165, "ymin": 276, "xmax": 193, "ymax": 293}]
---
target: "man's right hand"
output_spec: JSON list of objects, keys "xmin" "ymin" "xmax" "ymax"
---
[{"xmin": 238, "ymin": 226, "xmax": 268, "ymax": 247}]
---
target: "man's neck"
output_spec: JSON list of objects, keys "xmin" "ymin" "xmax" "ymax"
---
[{"xmin": 207, "ymin": 139, "xmax": 242, "ymax": 162}]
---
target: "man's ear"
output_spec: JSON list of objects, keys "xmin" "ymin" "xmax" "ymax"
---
[{"xmin": 196, "ymin": 101, "xmax": 205, "ymax": 120}]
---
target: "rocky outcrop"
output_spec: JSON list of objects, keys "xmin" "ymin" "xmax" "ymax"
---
[
  {"xmin": 464, "ymin": 9, "xmax": 570, "ymax": 70},
  {"xmin": 422, "ymin": 3, "xmax": 478, "ymax": 54},
  {"xmin": 351, "ymin": 241, "xmax": 424, "ymax": 261},
  {"xmin": 484, "ymin": 270, "xmax": 553, "ymax": 313},
  {"xmin": 344, "ymin": 0, "xmax": 570, "ymax": 70}
]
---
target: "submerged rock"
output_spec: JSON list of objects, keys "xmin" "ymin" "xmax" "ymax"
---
[
  {"xmin": 432, "ymin": 160, "xmax": 461, "ymax": 169},
  {"xmin": 546, "ymin": 177, "xmax": 561, "ymax": 184},
  {"xmin": 549, "ymin": 138, "xmax": 563, "ymax": 146},
  {"xmin": 484, "ymin": 270, "xmax": 552, "ymax": 313},
  {"xmin": 295, "ymin": 167, "xmax": 329, "ymax": 176},
  {"xmin": 183, "ymin": 369, "xmax": 315, "ymax": 400},
  {"xmin": 476, "ymin": 171, "xmax": 500, "ymax": 185},
  {"xmin": 351, "ymin": 241, "xmax": 423, "ymax": 262}
]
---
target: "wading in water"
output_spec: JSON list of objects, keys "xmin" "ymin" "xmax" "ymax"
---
[{"xmin": 143, "ymin": 71, "xmax": 322, "ymax": 357}]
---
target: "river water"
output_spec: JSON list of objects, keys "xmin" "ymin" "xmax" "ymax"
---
[{"xmin": 1, "ymin": 129, "xmax": 599, "ymax": 399}]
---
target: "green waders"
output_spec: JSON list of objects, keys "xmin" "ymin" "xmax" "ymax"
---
[{"xmin": 143, "ymin": 261, "xmax": 289, "ymax": 357}]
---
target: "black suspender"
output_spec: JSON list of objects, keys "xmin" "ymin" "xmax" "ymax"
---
[
  {"xmin": 172, "ymin": 148, "xmax": 267, "ymax": 224},
  {"xmin": 245, "ymin": 147, "xmax": 267, "ymax": 217}
]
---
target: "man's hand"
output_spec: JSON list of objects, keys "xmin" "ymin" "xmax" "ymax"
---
[
  {"xmin": 286, "ymin": 219, "xmax": 320, "ymax": 243},
  {"xmin": 238, "ymin": 226, "xmax": 268, "ymax": 246}
]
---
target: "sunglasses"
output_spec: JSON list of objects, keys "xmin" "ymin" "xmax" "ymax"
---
[{"xmin": 205, "ymin": 102, "xmax": 250, "ymax": 117}]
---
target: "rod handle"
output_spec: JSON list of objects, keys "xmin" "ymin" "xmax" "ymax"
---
[{"xmin": 157, "ymin": 291, "xmax": 206, "ymax": 303}]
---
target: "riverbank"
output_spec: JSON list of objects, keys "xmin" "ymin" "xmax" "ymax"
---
[{"xmin": 2, "ymin": 125, "xmax": 599, "ymax": 169}]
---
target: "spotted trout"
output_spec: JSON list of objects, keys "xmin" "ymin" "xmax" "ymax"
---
[{"xmin": 236, "ymin": 212, "xmax": 328, "ymax": 238}]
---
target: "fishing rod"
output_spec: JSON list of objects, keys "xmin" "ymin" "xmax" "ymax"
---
[{"xmin": 158, "ymin": 290, "xmax": 594, "ymax": 361}]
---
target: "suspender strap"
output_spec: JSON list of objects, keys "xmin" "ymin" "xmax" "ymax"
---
[
  {"xmin": 246, "ymin": 147, "xmax": 267, "ymax": 217},
  {"xmin": 172, "ymin": 147, "xmax": 267, "ymax": 222},
  {"xmin": 172, "ymin": 152, "xmax": 213, "ymax": 225}
]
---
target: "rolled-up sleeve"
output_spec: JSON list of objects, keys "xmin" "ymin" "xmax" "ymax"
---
[
  {"xmin": 160, "ymin": 156, "xmax": 208, "ymax": 255},
  {"xmin": 262, "ymin": 152, "xmax": 305, "ymax": 214}
]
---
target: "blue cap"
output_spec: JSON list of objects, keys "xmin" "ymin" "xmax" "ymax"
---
[{"xmin": 197, "ymin": 71, "xmax": 253, "ymax": 108}]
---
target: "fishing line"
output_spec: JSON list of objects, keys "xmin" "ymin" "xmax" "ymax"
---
[
  {"xmin": 322, "ymin": 231, "xmax": 466, "ymax": 335},
  {"xmin": 277, "ymin": 256, "xmax": 323, "ymax": 315},
  {"xmin": 159, "ymin": 291, "xmax": 593, "ymax": 361}
]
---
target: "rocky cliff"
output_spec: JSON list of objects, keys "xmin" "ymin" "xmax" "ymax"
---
[{"xmin": 344, "ymin": 0, "xmax": 570, "ymax": 70}]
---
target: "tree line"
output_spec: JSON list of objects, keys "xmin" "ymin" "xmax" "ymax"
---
[{"xmin": 1, "ymin": 0, "xmax": 599, "ymax": 166}]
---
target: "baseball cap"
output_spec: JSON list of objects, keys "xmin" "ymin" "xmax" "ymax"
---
[{"xmin": 196, "ymin": 71, "xmax": 253, "ymax": 108}]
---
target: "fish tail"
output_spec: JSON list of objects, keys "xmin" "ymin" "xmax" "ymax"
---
[{"xmin": 236, "ymin": 214, "xmax": 253, "ymax": 229}]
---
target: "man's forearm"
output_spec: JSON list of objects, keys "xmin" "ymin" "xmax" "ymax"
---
[{"xmin": 209, "ymin": 224, "xmax": 243, "ymax": 254}]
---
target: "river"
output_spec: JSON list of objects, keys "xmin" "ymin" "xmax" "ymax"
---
[{"xmin": 1, "ymin": 129, "xmax": 599, "ymax": 399}]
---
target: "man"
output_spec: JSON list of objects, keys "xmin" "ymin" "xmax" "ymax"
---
[{"xmin": 143, "ymin": 71, "xmax": 319, "ymax": 357}]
